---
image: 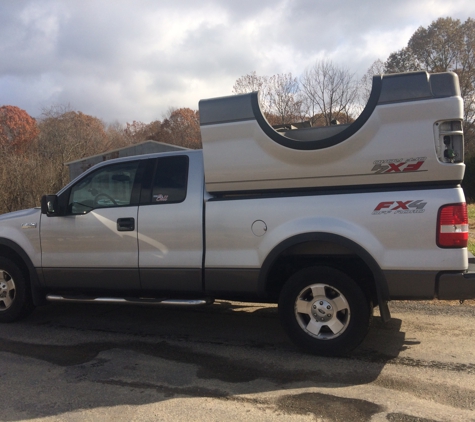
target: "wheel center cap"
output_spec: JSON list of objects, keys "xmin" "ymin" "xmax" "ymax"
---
[{"xmin": 311, "ymin": 299, "xmax": 333, "ymax": 322}]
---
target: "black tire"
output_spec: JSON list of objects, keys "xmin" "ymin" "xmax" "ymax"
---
[
  {"xmin": 278, "ymin": 266, "xmax": 372, "ymax": 356},
  {"xmin": 0, "ymin": 257, "xmax": 35, "ymax": 322}
]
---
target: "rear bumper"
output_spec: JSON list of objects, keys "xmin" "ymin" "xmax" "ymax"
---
[
  {"xmin": 437, "ymin": 261, "xmax": 475, "ymax": 300},
  {"xmin": 384, "ymin": 259, "xmax": 475, "ymax": 301}
]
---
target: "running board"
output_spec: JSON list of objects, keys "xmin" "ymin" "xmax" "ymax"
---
[{"xmin": 46, "ymin": 295, "xmax": 214, "ymax": 306}]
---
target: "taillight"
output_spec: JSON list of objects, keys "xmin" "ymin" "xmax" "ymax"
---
[{"xmin": 437, "ymin": 203, "xmax": 468, "ymax": 248}]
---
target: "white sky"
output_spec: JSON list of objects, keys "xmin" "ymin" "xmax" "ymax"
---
[{"xmin": 1, "ymin": 0, "xmax": 475, "ymax": 124}]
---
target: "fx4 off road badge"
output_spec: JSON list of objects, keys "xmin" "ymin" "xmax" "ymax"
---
[
  {"xmin": 372, "ymin": 200, "xmax": 427, "ymax": 215},
  {"xmin": 371, "ymin": 157, "xmax": 426, "ymax": 174}
]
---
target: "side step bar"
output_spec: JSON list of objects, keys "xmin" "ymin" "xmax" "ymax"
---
[{"xmin": 46, "ymin": 295, "xmax": 214, "ymax": 306}]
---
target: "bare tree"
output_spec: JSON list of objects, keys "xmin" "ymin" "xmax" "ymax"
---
[
  {"xmin": 105, "ymin": 120, "xmax": 132, "ymax": 150},
  {"xmin": 266, "ymin": 73, "xmax": 303, "ymax": 125},
  {"xmin": 359, "ymin": 59, "xmax": 386, "ymax": 105},
  {"xmin": 37, "ymin": 105, "xmax": 108, "ymax": 190},
  {"xmin": 233, "ymin": 71, "xmax": 305, "ymax": 124},
  {"xmin": 233, "ymin": 71, "xmax": 271, "ymax": 115},
  {"xmin": 232, "ymin": 71, "xmax": 268, "ymax": 94},
  {"xmin": 300, "ymin": 60, "xmax": 359, "ymax": 126},
  {"xmin": 0, "ymin": 148, "xmax": 45, "ymax": 213}
]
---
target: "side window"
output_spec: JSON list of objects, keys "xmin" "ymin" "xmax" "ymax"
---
[
  {"xmin": 69, "ymin": 161, "xmax": 140, "ymax": 214},
  {"xmin": 150, "ymin": 156, "xmax": 189, "ymax": 205}
]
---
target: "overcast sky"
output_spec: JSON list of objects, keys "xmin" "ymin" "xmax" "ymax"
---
[{"xmin": 1, "ymin": 0, "xmax": 475, "ymax": 124}]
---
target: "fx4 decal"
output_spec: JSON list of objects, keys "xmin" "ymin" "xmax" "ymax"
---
[
  {"xmin": 371, "ymin": 157, "xmax": 427, "ymax": 174},
  {"xmin": 372, "ymin": 200, "xmax": 427, "ymax": 215}
]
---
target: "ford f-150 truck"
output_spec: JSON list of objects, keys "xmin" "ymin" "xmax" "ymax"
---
[{"xmin": 1, "ymin": 71, "xmax": 474, "ymax": 355}]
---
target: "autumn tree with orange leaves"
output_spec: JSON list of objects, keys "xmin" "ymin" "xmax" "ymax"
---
[
  {"xmin": 0, "ymin": 105, "xmax": 113, "ymax": 213},
  {"xmin": 0, "ymin": 106, "xmax": 40, "ymax": 212},
  {"xmin": 121, "ymin": 109, "xmax": 201, "ymax": 149},
  {"xmin": 0, "ymin": 105, "xmax": 39, "ymax": 153},
  {"xmin": 123, "ymin": 120, "xmax": 162, "ymax": 145},
  {"xmin": 161, "ymin": 108, "xmax": 201, "ymax": 149}
]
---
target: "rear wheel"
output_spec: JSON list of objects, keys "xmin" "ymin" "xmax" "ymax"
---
[
  {"xmin": 0, "ymin": 257, "xmax": 34, "ymax": 322},
  {"xmin": 278, "ymin": 266, "xmax": 372, "ymax": 356}
]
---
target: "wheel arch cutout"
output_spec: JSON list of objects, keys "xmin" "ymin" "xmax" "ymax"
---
[
  {"xmin": 258, "ymin": 233, "xmax": 390, "ymax": 307},
  {"xmin": 0, "ymin": 238, "xmax": 45, "ymax": 306}
]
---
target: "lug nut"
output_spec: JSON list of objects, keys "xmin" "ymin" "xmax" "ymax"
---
[{"xmin": 319, "ymin": 301, "xmax": 324, "ymax": 305}]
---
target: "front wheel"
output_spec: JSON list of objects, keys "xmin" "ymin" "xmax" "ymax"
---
[
  {"xmin": 278, "ymin": 266, "xmax": 372, "ymax": 356},
  {"xmin": 0, "ymin": 257, "xmax": 35, "ymax": 322}
]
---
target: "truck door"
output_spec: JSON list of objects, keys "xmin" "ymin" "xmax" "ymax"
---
[
  {"xmin": 40, "ymin": 160, "xmax": 143, "ymax": 291},
  {"xmin": 138, "ymin": 153, "xmax": 204, "ymax": 293}
]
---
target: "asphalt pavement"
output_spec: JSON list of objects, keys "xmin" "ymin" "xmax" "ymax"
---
[{"xmin": 0, "ymin": 299, "xmax": 474, "ymax": 421}]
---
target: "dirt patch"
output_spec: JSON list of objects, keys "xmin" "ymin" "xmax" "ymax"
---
[
  {"xmin": 386, "ymin": 414, "xmax": 439, "ymax": 422},
  {"xmin": 277, "ymin": 392, "xmax": 384, "ymax": 421}
]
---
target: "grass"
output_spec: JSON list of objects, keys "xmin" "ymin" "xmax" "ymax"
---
[{"xmin": 468, "ymin": 203, "xmax": 475, "ymax": 255}]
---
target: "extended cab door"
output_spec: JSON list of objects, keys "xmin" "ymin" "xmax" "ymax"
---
[
  {"xmin": 40, "ymin": 159, "xmax": 144, "ymax": 291},
  {"xmin": 137, "ymin": 153, "xmax": 204, "ymax": 293}
]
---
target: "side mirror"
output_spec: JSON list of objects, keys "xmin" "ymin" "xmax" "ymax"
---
[{"xmin": 41, "ymin": 195, "xmax": 59, "ymax": 216}]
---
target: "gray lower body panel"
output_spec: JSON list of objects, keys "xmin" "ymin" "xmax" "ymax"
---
[
  {"xmin": 204, "ymin": 268, "xmax": 260, "ymax": 297},
  {"xmin": 385, "ymin": 265, "xmax": 475, "ymax": 301},
  {"xmin": 140, "ymin": 268, "xmax": 202, "ymax": 293},
  {"xmin": 384, "ymin": 270, "xmax": 439, "ymax": 299},
  {"xmin": 42, "ymin": 268, "xmax": 140, "ymax": 291},
  {"xmin": 42, "ymin": 268, "xmax": 202, "ymax": 294}
]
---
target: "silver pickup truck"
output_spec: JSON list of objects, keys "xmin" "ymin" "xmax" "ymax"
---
[{"xmin": 1, "ymin": 71, "xmax": 474, "ymax": 355}]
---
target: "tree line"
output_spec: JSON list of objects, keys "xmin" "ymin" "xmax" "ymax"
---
[
  {"xmin": 1, "ymin": 16, "xmax": 474, "ymax": 213},
  {"xmin": 0, "ymin": 105, "xmax": 201, "ymax": 214}
]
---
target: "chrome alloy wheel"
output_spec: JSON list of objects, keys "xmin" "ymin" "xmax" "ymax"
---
[
  {"xmin": 0, "ymin": 270, "xmax": 16, "ymax": 311},
  {"xmin": 294, "ymin": 283, "xmax": 350, "ymax": 340}
]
